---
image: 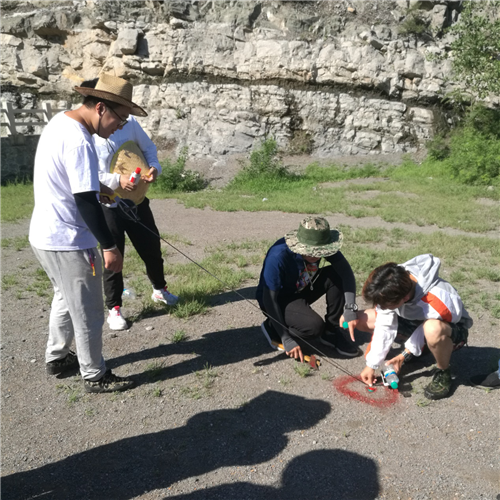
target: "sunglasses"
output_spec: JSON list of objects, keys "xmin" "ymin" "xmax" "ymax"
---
[{"xmin": 106, "ymin": 106, "xmax": 128, "ymax": 127}]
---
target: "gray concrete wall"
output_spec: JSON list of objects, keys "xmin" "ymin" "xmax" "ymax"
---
[{"xmin": 1, "ymin": 135, "xmax": 39, "ymax": 184}]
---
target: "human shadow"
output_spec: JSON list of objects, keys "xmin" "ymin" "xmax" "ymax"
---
[
  {"xmin": 108, "ymin": 325, "xmax": 274, "ymax": 386},
  {"xmin": 167, "ymin": 449, "xmax": 380, "ymax": 500},
  {"xmin": 209, "ymin": 285, "xmax": 258, "ymax": 306},
  {"xmin": 388, "ymin": 345, "xmax": 500, "ymax": 394},
  {"xmin": 2, "ymin": 391, "xmax": 331, "ymax": 500}
]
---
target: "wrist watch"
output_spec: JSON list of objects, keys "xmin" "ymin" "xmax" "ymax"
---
[
  {"xmin": 344, "ymin": 303, "xmax": 358, "ymax": 311},
  {"xmin": 401, "ymin": 349, "xmax": 413, "ymax": 364}
]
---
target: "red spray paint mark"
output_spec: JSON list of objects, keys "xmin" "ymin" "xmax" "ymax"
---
[{"xmin": 333, "ymin": 375, "xmax": 399, "ymax": 408}]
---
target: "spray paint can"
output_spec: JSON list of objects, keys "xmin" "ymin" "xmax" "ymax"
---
[{"xmin": 129, "ymin": 167, "xmax": 141, "ymax": 185}]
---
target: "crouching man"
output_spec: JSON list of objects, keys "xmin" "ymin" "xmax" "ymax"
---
[{"xmin": 344, "ymin": 254, "xmax": 472, "ymax": 400}]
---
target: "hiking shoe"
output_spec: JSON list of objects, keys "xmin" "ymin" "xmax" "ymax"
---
[
  {"xmin": 320, "ymin": 329, "xmax": 360, "ymax": 357},
  {"xmin": 107, "ymin": 306, "xmax": 128, "ymax": 331},
  {"xmin": 84, "ymin": 370, "xmax": 134, "ymax": 394},
  {"xmin": 46, "ymin": 350, "xmax": 79, "ymax": 375},
  {"xmin": 152, "ymin": 286, "xmax": 179, "ymax": 306},
  {"xmin": 470, "ymin": 370, "xmax": 500, "ymax": 389},
  {"xmin": 424, "ymin": 367, "xmax": 452, "ymax": 400},
  {"xmin": 261, "ymin": 319, "xmax": 283, "ymax": 351}
]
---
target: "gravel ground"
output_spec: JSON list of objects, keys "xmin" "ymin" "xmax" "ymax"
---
[{"xmin": 1, "ymin": 163, "xmax": 499, "ymax": 500}]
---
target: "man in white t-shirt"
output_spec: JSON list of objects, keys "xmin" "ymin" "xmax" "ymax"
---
[{"xmin": 29, "ymin": 74, "xmax": 146, "ymax": 393}]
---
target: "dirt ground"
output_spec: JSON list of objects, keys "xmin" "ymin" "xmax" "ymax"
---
[{"xmin": 1, "ymin": 159, "xmax": 499, "ymax": 500}]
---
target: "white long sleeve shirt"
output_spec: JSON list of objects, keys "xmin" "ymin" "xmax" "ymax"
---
[
  {"xmin": 93, "ymin": 116, "xmax": 161, "ymax": 191},
  {"xmin": 365, "ymin": 254, "xmax": 472, "ymax": 369}
]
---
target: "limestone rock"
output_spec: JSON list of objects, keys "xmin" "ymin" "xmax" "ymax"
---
[
  {"xmin": 0, "ymin": 0, "xmax": 485, "ymax": 160},
  {"xmin": 115, "ymin": 29, "xmax": 141, "ymax": 55}
]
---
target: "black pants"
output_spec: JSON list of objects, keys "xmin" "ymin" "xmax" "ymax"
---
[
  {"xmin": 264, "ymin": 265, "xmax": 346, "ymax": 341},
  {"xmin": 102, "ymin": 197, "xmax": 165, "ymax": 309}
]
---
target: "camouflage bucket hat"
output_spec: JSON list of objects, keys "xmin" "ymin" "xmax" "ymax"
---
[{"xmin": 285, "ymin": 216, "xmax": 343, "ymax": 258}]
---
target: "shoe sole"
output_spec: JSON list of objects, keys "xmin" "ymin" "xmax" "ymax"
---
[
  {"xmin": 261, "ymin": 322, "xmax": 283, "ymax": 351},
  {"xmin": 423, "ymin": 388, "xmax": 450, "ymax": 400},
  {"xmin": 152, "ymin": 296, "xmax": 178, "ymax": 306},
  {"xmin": 319, "ymin": 337, "xmax": 360, "ymax": 357},
  {"xmin": 84, "ymin": 381, "xmax": 134, "ymax": 394},
  {"xmin": 107, "ymin": 319, "xmax": 128, "ymax": 331}
]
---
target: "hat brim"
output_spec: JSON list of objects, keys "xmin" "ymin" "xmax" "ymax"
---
[
  {"xmin": 284, "ymin": 229, "xmax": 343, "ymax": 258},
  {"xmin": 74, "ymin": 87, "xmax": 148, "ymax": 117}
]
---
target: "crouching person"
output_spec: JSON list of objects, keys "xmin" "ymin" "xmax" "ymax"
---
[
  {"xmin": 349, "ymin": 254, "xmax": 472, "ymax": 400},
  {"xmin": 256, "ymin": 216, "xmax": 361, "ymax": 363}
]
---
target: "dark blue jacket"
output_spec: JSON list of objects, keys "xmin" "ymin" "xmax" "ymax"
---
[{"xmin": 256, "ymin": 238, "xmax": 356, "ymax": 350}]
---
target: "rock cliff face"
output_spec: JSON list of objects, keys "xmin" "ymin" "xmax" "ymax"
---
[{"xmin": 1, "ymin": 0, "xmax": 466, "ymax": 158}]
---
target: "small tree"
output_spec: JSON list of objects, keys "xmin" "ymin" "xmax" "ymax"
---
[{"xmin": 446, "ymin": 1, "xmax": 500, "ymax": 99}]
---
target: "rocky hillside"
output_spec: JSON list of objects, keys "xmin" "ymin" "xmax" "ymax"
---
[{"xmin": 1, "ymin": 0, "xmax": 468, "ymax": 158}]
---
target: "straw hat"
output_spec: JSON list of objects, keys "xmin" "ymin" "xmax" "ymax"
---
[
  {"xmin": 285, "ymin": 216, "xmax": 343, "ymax": 258},
  {"xmin": 74, "ymin": 73, "xmax": 147, "ymax": 117},
  {"xmin": 110, "ymin": 141, "xmax": 150, "ymax": 205}
]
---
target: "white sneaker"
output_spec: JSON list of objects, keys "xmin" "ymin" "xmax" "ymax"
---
[
  {"xmin": 107, "ymin": 306, "xmax": 128, "ymax": 330},
  {"xmin": 151, "ymin": 286, "xmax": 179, "ymax": 306}
]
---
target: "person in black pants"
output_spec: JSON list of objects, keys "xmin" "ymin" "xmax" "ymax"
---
[
  {"xmin": 256, "ymin": 216, "xmax": 360, "ymax": 362},
  {"xmin": 84, "ymin": 77, "xmax": 178, "ymax": 330},
  {"xmin": 96, "ymin": 132, "xmax": 179, "ymax": 331}
]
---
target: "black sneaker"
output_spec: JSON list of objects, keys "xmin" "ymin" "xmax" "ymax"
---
[
  {"xmin": 261, "ymin": 319, "xmax": 283, "ymax": 351},
  {"xmin": 320, "ymin": 329, "xmax": 360, "ymax": 357},
  {"xmin": 470, "ymin": 370, "xmax": 500, "ymax": 389},
  {"xmin": 46, "ymin": 351, "xmax": 79, "ymax": 375},
  {"xmin": 424, "ymin": 367, "xmax": 452, "ymax": 400},
  {"xmin": 84, "ymin": 370, "xmax": 134, "ymax": 394}
]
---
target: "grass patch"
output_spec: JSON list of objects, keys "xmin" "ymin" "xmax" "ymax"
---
[
  {"xmin": 124, "ymin": 238, "xmax": 257, "ymax": 321},
  {"xmin": 293, "ymin": 361, "xmax": 312, "ymax": 378},
  {"xmin": 195, "ymin": 363, "xmax": 218, "ymax": 390},
  {"xmin": 180, "ymin": 386, "xmax": 202, "ymax": 400},
  {"xmin": 171, "ymin": 330, "xmax": 187, "ymax": 343},
  {"xmin": 149, "ymin": 159, "xmax": 498, "ymax": 233},
  {"xmin": 1, "ymin": 274, "xmax": 19, "ymax": 290},
  {"xmin": 25, "ymin": 267, "xmax": 52, "ymax": 297},
  {"xmin": 416, "ymin": 399, "xmax": 432, "ymax": 408},
  {"xmin": 1, "ymin": 182, "xmax": 34, "ymax": 222},
  {"xmin": 4, "ymin": 146, "xmax": 498, "ymax": 234},
  {"xmin": 151, "ymin": 386, "xmax": 163, "ymax": 397},
  {"xmin": 1, "ymin": 235, "xmax": 29, "ymax": 251},
  {"xmin": 180, "ymin": 363, "xmax": 219, "ymax": 400},
  {"xmin": 145, "ymin": 361, "xmax": 165, "ymax": 380},
  {"xmin": 56, "ymin": 383, "xmax": 83, "ymax": 405}
]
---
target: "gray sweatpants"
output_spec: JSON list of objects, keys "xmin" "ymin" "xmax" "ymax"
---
[{"xmin": 32, "ymin": 246, "xmax": 106, "ymax": 381}]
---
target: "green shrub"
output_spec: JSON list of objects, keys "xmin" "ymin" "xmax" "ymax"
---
[
  {"xmin": 243, "ymin": 138, "xmax": 288, "ymax": 177},
  {"xmin": 399, "ymin": 4, "xmax": 430, "ymax": 36},
  {"xmin": 446, "ymin": 126, "xmax": 500, "ymax": 185},
  {"xmin": 463, "ymin": 105, "xmax": 500, "ymax": 139},
  {"xmin": 152, "ymin": 147, "xmax": 205, "ymax": 193},
  {"xmin": 425, "ymin": 106, "xmax": 500, "ymax": 185},
  {"xmin": 426, "ymin": 135, "xmax": 450, "ymax": 161}
]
